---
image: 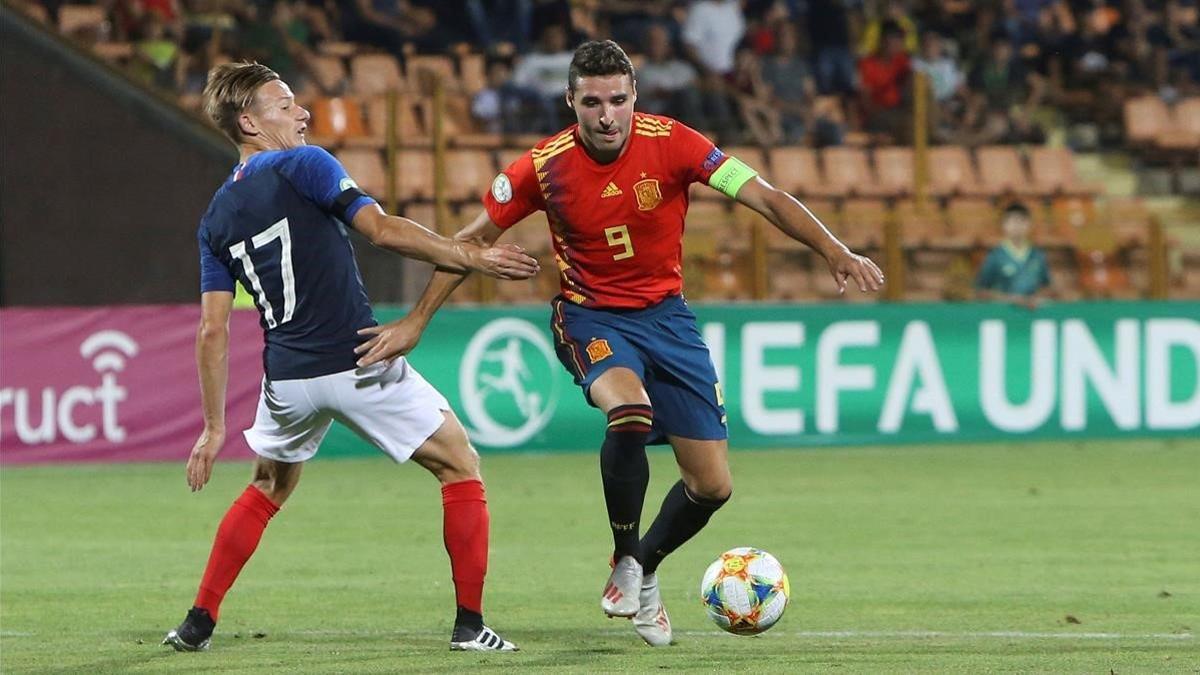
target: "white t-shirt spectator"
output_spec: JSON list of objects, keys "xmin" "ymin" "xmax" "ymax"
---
[
  {"xmin": 512, "ymin": 51, "xmax": 575, "ymax": 99},
  {"xmin": 682, "ymin": 0, "xmax": 746, "ymax": 75}
]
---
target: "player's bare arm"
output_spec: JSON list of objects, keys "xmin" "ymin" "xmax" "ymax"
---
[
  {"xmin": 735, "ymin": 177, "xmax": 885, "ymax": 294},
  {"xmin": 350, "ymin": 204, "xmax": 537, "ymax": 280},
  {"xmin": 188, "ymin": 290, "xmax": 234, "ymax": 492},
  {"xmin": 355, "ymin": 211, "xmax": 508, "ymax": 367}
]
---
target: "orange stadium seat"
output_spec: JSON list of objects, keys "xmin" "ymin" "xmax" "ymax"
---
[
  {"xmin": 405, "ymin": 54, "xmax": 458, "ymax": 94},
  {"xmin": 928, "ymin": 146, "xmax": 983, "ymax": 196},
  {"xmin": 401, "ymin": 201, "xmax": 439, "ymax": 231},
  {"xmin": 335, "ymin": 148, "xmax": 386, "ymax": 198},
  {"xmin": 839, "ymin": 199, "xmax": 888, "ymax": 249},
  {"xmin": 765, "ymin": 253, "xmax": 815, "ymax": 301},
  {"xmin": 350, "ymin": 54, "xmax": 407, "ymax": 97},
  {"xmin": 1170, "ymin": 97, "xmax": 1200, "ymax": 147},
  {"xmin": 57, "ymin": 4, "xmax": 106, "ymax": 35},
  {"xmin": 459, "ymin": 53, "xmax": 488, "ymax": 95},
  {"xmin": 364, "ymin": 95, "xmax": 429, "ymax": 146},
  {"xmin": 444, "ymin": 149, "xmax": 495, "ymax": 202},
  {"xmin": 494, "ymin": 147, "xmax": 527, "ymax": 173},
  {"xmin": 308, "ymin": 97, "xmax": 369, "ymax": 146},
  {"xmin": 1076, "ymin": 247, "xmax": 1131, "ymax": 298},
  {"xmin": 1123, "ymin": 95, "xmax": 1171, "ymax": 146},
  {"xmin": 684, "ymin": 201, "xmax": 734, "ymax": 256},
  {"xmin": 1029, "ymin": 146, "xmax": 1097, "ymax": 196},
  {"xmin": 767, "ymin": 147, "xmax": 824, "ymax": 196},
  {"xmin": 945, "ymin": 197, "xmax": 997, "ymax": 246},
  {"xmin": 394, "ymin": 149, "xmax": 435, "ymax": 201},
  {"xmin": 308, "ymin": 54, "xmax": 349, "ymax": 95},
  {"xmin": 1049, "ymin": 196, "xmax": 1097, "ymax": 244},
  {"xmin": 894, "ymin": 199, "xmax": 947, "ymax": 247},
  {"xmin": 1104, "ymin": 197, "xmax": 1152, "ymax": 247},
  {"xmin": 822, "ymin": 147, "xmax": 890, "ymax": 197},
  {"xmin": 975, "ymin": 145, "xmax": 1032, "ymax": 196},
  {"xmin": 873, "ymin": 146, "xmax": 914, "ymax": 196}
]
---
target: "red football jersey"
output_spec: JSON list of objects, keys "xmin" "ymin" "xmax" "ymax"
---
[{"xmin": 483, "ymin": 113, "xmax": 734, "ymax": 309}]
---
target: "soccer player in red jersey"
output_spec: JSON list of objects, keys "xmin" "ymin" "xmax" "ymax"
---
[{"xmin": 354, "ymin": 40, "xmax": 884, "ymax": 646}]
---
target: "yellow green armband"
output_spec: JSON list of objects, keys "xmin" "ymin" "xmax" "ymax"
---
[{"xmin": 707, "ymin": 156, "xmax": 758, "ymax": 198}]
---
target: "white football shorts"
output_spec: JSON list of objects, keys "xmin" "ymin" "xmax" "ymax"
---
[{"xmin": 242, "ymin": 358, "xmax": 450, "ymax": 464}]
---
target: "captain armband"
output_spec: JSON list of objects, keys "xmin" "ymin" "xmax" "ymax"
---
[{"xmin": 707, "ymin": 156, "xmax": 758, "ymax": 199}]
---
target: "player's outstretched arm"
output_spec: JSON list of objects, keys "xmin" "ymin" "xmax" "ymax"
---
[
  {"xmin": 355, "ymin": 211, "xmax": 508, "ymax": 367},
  {"xmin": 188, "ymin": 290, "xmax": 234, "ymax": 492},
  {"xmin": 735, "ymin": 177, "xmax": 885, "ymax": 294},
  {"xmin": 351, "ymin": 204, "xmax": 538, "ymax": 280}
]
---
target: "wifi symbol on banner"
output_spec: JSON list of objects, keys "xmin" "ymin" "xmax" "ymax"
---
[{"xmin": 79, "ymin": 330, "xmax": 140, "ymax": 372}]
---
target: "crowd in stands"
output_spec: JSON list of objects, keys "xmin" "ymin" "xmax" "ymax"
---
[
  {"xmin": 12, "ymin": 0, "xmax": 1200, "ymax": 303},
  {"xmin": 18, "ymin": 0, "xmax": 1200, "ymax": 149}
]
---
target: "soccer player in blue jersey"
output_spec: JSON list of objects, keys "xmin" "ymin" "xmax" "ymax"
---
[
  {"xmin": 162, "ymin": 62, "xmax": 535, "ymax": 653},
  {"xmin": 975, "ymin": 203, "xmax": 1053, "ymax": 310}
]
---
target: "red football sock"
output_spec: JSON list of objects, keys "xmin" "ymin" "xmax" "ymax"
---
[
  {"xmin": 441, "ymin": 479, "xmax": 489, "ymax": 615},
  {"xmin": 194, "ymin": 485, "xmax": 280, "ymax": 621}
]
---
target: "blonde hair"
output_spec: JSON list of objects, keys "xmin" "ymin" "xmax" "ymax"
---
[{"xmin": 202, "ymin": 62, "xmax": 280, "ymax": 144}]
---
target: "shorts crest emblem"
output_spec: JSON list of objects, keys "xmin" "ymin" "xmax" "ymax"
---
[{"xmin": 586, "ymin": 338, "xmax": 613, "ymax": 363}]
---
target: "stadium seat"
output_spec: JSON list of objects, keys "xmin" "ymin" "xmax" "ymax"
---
[
  {"xmin": 350, "ymin": 54, "xmax": 407, "ymax": 97},
  {"xmin": 402, "ymin": 201, "xmax": 439, "ymax": 231},
  {"xmin": 364, "ymin": 95, "xmax": 430, "ymax": 146},
  {"xmin": 1104, "ymin": 196, "xmax": 1152, "ymax": 247},
  {"xmin": 1049, "ymin": 196, "xmax": 1097, "ymax": 245},
  {"xmin": 1029, "ymin": 146, "xmax": 1098, "ymax": 196},
  {"xmin": 405, "ymin": 54, "xmax": 458, "ymax": 94},
  {"xmin": 335, "ymin": 148, "xmax": 387, "ymax": 199},
  {"xmin": 893, "ymin": 199, "xmax": 947, "ymax": 247},
  {"xmin": 394, "ymin": 149, "xmax": 435, "ymax": 201},
  {"xmin": 764, "ymin": 253, "xmax": 816, "ymax": 301},
  {"xmin": 308, "ymin": 54, "xmax": 349, "ymax": 95},
  {"xmin": 975, "ymin": 145, "xmax": 1033, "ymax": 196},
  {"xmin": 1169, "ymin": 97, "xmax": 1200, "ymax": 147},
  {"xmin": 945, "ymin": 197, "xmax": 997, "ymax": 246},
  {"xmin": 57, "ymin": 4, "xmax": 106, "ymax": 36},
  {"xmin": 873, "ymin": 146, "xmax": 915, "ymax": 196},
  {"xmin": 767, "ymin": 147, "xmax": 824, "ymax": 196},
  {"xmin": 839, "ymin": 199, "xmax": 888, "ymax": 249},
  {"xmin": 1075, "ymin": 247, "xmax": 1132, "ymax": 298},
  {"xmin": 494, "ymin": 147, "xmax": 527, "ymax": 174},
  {"xmin": 822, "ymin": 147, "xmax": 891, "ymax": 197},
  {"xmin": 684, "ymin": 202, "xmax": 734, "ymax": 258},
  {"xmin": 928, "ymin": 146, "xmax": 983, "ymax": 197},
  {"xmin": 459, "ymin": 53, "xmax": 488, "ymax": 95},
  {"xmin": 765, "ymin": 198, "xmax": 837, "ymax": 251},
  {"xmin": 1123, "ymin": 95, "xmax": 1171, "ymax": 146},
  {"xmin": 308, "ymin": 97, "xmax": 369, "ymax": 146},
  {"xmin": 444, "ymin": 149, "xmax": 495, "ymax": 202}
]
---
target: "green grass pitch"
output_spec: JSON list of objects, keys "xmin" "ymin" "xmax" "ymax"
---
[{"xmin": 2, "ymin": 440, "xmax": 1197, "ymax": 673}]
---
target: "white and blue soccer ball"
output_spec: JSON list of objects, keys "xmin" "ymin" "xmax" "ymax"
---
[{"xmin": 700, "ymin": 547, "xmax": 790, "ymax": 635}]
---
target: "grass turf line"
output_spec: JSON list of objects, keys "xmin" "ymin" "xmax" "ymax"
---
[{"xmin": 1, "ymin": 439, "xmax": 1197, "ymax": 673}]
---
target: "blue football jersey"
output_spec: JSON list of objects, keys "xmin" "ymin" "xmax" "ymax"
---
[{"xmin": 198, "ymin": 146, "xmax": 378, "ymax": 380}]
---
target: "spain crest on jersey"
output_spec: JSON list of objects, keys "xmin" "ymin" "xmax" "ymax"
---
[{"xmin": 633, "ymin": 178, "xmax": 662, "ymax": 211}]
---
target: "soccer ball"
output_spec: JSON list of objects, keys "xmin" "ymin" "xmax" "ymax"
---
[{"xmin": 699, "ymin": 547, "xmax": 790, "ymax": 635}]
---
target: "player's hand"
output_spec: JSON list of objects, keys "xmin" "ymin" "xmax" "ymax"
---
[
  {"xmin": 355, "ymin": 316, "xmax": 425, "ymax": 367},
  {"xmin": 826, "ymin": 249, "xmax": 885, "ymax": 294},
  {"xmin": 468, "ymin": 243, "xmax": 540, "ymax": 280},
  {"xmin": 186, "ymin": 427, "xmax": 225, "ymax": 492}
]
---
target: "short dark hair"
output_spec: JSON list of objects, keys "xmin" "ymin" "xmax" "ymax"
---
[
  {"xmin": 568, "ymin": 40, "xmax": 635, "ymax": 92},
  {"xmin": 1003, "ymin": 202, "xmax": 1032, "ymax": 220}
]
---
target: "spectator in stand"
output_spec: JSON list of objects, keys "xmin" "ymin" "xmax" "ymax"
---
[
  {"xmin": 761, "ymin": 21, "xmax": 820, "ymax": 143},
  {"xmin": 680, "ymin": 0, "xmax": 747, "ymax": 139},
  {"xmin": 594, "ymin": 0, "xmax": 676, "ymax": 47},
  {"xmin": 339, "ymin": 0, "xmax": 456, "ymax": 55},
  {"xmin": 637, "ymin": 23, "xmax": 712, "ymax": 130},
  {"xmin": 512, "ymin": 23, "xmax": 576, "ymax": 128},
  {"xmin": 975, "ymin": 203, "xmax": 1053, "ymax": 310},
  {"xmin": 858, "ymin": 0, "xmax": 918, "ymax": 56},
  {"xmin": 133, "ymin": 11, "xmax": 182, "ymax": 90},
  {"xmin": 465, "ymin": 0, "xmax": 534, "ymax": 55},
  {"xmin": 237, "ymin": 1, "xmax": 316, "ymax": 93},
  {"xmin": 858, "ymin": 21, "xmax": 912, "ymax": 142},
  {"xmin": 729, "ymin": 42, "xmax": 784, "ymax": 144},
  {"xmin": 804, "ymin": 0, "xmax": 860, "ymax": 95},
  {"xmin": 471, "ymin": 55, "xmax": 553, "ymax": 134}
]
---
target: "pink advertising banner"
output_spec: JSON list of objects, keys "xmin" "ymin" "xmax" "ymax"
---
[{"xmin": 0, "ymin": 306, "xmax": 264, "ymax": 464}]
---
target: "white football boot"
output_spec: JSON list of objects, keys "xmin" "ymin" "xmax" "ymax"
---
[
  {"xmin": 601, "ymin": 555, "xmax": 643, "ymax": 617},
  {"xmin": 632, "ymin": 573, "xmax": 672, "ymax": 647},
  {"xmin": 450, "ymin": 625, "xmax": 519, "ymax": 652}
]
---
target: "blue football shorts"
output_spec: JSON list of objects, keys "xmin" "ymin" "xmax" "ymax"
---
[{"xmin": 549, "ymin": 294, "xmax": 727, "ymax": 444}]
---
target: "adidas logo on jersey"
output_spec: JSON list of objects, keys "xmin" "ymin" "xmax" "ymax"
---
[{"xmin": 601, "ymin": 182, "xmax": 623, "ymax": 198}]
